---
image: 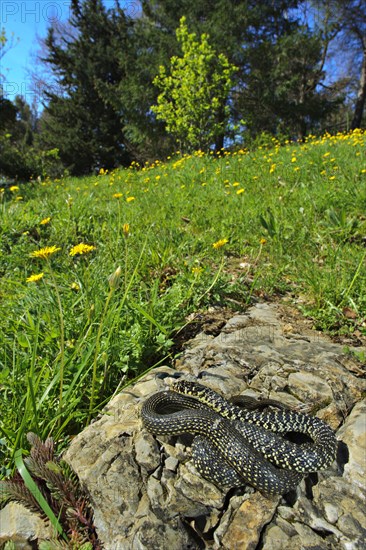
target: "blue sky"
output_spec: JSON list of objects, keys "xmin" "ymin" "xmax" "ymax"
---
[
  {"xmin": 0, "ymin": 1, "xmax": 140, "ymax": 105},
  {"xmin": 1, "ymin": 1, "xmax": 73, "ymax": 102}
]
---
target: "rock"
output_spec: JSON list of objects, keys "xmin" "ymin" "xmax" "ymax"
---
[
  {"xmin": 220, "ymin": 493, "xmax": 279, "ymax": 550},
  {"xmin": 1, "ymin": 303, "xmax": 365, "ymax": 548},
  {"xmin": 0, "ymin": 502, "xmax": 53, "ymax": 548},
  {"xmin": 336, "ymin": 400, "xmax": 366, "ymax": 492},
  {"xmin": 287, "ymin": 371, "xmax": 333, "ymax": 404}
]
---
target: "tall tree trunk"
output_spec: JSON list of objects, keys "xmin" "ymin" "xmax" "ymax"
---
[
  {"xmin": 214, "ymin": 105, "xmax": 226, "ymax": 153},
  {"xmin": 214, "ymin": 133, "xmax": 224, "ymax": 152},
  {"xmin": 351, "ymin": 43, "xmax": 366, "ymax": 129}
]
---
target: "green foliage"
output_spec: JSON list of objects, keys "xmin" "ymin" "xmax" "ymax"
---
[
  {"xmin": 0, "ymin": 93, "xmax": 64, "ymax": 181},
  {"xmin": 151, "ymin": 17, "xmax": 236, "ymax": 152},
  {"xmin": 270, "ymin": 29, "xmax": 342, "ymax": 138}
]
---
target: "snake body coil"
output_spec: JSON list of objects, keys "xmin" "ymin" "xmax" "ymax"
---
[{"xmin": 141, "ymin": 380, "xmax": 337, "ymax": 495}]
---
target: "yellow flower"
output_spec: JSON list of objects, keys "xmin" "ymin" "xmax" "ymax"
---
[
  {"xmin": 192, "ymin": 266, "xmax": 203, "ymax": 275},
  {"xmin": 213, "ymin": 238, "xmax": 229, "ymax": 249},
  {"xmin": 122, "ymin": 223, "xmax": 130, "ymax": 236},
  {"xmin": 69, "ymin": 243, "xmax": 96, "ymax": 257},
  {"xmin": 71, "ymin": 282, "xmax": 80, "ymax": 291},
  {"xmin": 260, "ymin": 238, "xmax": 267, "ymax": 245},
  {"xmin": 9, "ymin": 185, "xmax": 19, "ymax": 192},
  {"xmin": 236, "ymin": 188, "xmax": 245, "ymax": 195},
  {"xmin": 232, "ymin": 182, "xmax": 240, "ymax": 187},
  {"xmin": 16, "ymin": 196, "xmax": 23, "ymax": 201},
  {"xmin": 26, "ymin": 272, "xmax": 44, "ymax": 283},
  {"xmin": 113, "ymin": 193, "xmax": 123, "ymax": 199},
  {"xmin": 30, "ymin": 246, "xmax": 61, "ymax": 259},
  {"xmin": 126, "ymin": 196, "xmax": 135, "ymax": 202},
  {"xmin": 40, "ymin": 217, "xmax": 51, "ymax": 225}
]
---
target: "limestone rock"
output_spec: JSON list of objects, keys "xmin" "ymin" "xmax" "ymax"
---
[{"xmin": 0, "ymin": 502, "xmax": 53, "ymax": 548}]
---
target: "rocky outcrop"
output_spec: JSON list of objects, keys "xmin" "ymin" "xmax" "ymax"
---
[{"xmin": 1, "ymin": 303, "xmax": 365, "ymax": 549}]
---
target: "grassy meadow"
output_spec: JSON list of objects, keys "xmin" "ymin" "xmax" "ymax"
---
[{"xmin": 1, "ymin": 129, "xmax": 365, "ymax": 473}]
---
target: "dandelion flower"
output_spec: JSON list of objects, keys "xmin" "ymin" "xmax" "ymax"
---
[
  {"xmin": 113, "ymin": 193, "xmax": 123, "ymax": 199},
  {"xmin": 192, "ymin": 266, "xmax": 203, "ymax": 275},
  {"xmin": 69, "ymin": 243, "xmax": 96, "ymax": 257},
  {"xmin": 26, "ymin": 272, "xmax": 44, "ymax": 283},
  {"xmin": 126, "ymin": 196, "xmax": 135, "ymax": 202},
  {"xmin": 9, "ymin": 185, "xmax": 19, "ymax": 192},
  {"xmin": 260, "ymin": 238, "xmax": 267, "ymax": 245},
  {"xmin": 213, "ymin": 238, "xmax": 229, "ymax": 249},
  {"xmin": 30, "ymin": 246, "xmax": 61, "ymax": 259},
  {"xmin": 122, "ymin": 223, "xmax": 130, "ymax": 236},
  {"xmin": 108, "ymin": 266, "xmax": 122, "ymax": 289},
  {"xmin": 40, "ymin": 217, "xmax": 51, "ymax": 225},
  {"xmin": 236, "ymin": 188, "xmax": 245, "ymax": 195}
]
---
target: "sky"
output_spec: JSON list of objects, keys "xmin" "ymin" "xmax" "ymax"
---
[{"xmin": 0, "ymin": 0, "xmax": 140, "ymax": 106}]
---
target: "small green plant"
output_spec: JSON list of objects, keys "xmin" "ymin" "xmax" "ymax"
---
[
  {"xmin": 259, "ymin": 208, "xmax": 278, "ymax": 238},
  {"xmin": 0, "ymin": 433, "xmax": 100, "ymax": 549},
  {"xmin": 342, "ymin": 346, "xmax": 366, "ymax": 364},
  {"xmin": 324, "ymin": 207, "xmax": 359, "ymax": 240}
]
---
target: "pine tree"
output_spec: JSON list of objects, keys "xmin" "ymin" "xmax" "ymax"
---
[{"xmin": 40, "ymin": 0, "xmax": 133, "ymax": 175}]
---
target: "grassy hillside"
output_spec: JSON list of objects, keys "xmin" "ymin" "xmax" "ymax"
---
[{"xmin": 1, "ymin": 129, "xmax": 365, "ymax": 472}]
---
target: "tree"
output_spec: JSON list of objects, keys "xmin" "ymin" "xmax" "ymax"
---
[
  {"xmin": 151, "ymin": 17, "xmax": 236, "ymax": 152},
  {"xmin": 0, "ymin": 28, "xmax": 19, "ymax": 82},
  {"xmin": 335, "ymin": 0, "xmax": 366, "ymax": 129},
  {"xmin": 269, "ymin": 28, "xmax": 342, "ymax": 139},
  {"xmin": 142, "ymin": 1, "xmax": 340, "ymax": 140},
  {"xmin": 39, "ymin": 0, "xmax": 133, "ymax": 175},
  {"xmin": 308, "ymin": 0, "xmax": 366, "ymax": 129},
  {"xmin": 0, "ymin": 31, "xmax": 40, "ymax": 180}
]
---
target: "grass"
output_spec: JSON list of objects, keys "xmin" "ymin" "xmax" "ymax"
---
[{"xmin": 0, "ymin": 129, "xmax": 365, "ymax": 474}]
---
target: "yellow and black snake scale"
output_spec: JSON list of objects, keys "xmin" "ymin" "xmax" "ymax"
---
[{"xmin": 141, "ymin": 380, "xmax": 337, "ymax": 495}]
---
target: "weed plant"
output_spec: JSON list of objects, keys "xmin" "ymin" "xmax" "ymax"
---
[{"xmin": 0, "ymin": 129, "xmax": 365, "ymax": 472}]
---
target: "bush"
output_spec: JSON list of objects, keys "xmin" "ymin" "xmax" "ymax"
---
[{"xmin": 0, "ymin": 134, "xmax": 65, "ymax": 181}]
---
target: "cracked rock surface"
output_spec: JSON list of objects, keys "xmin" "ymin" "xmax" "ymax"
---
[{"xmin": 2, "ymin": 303, "xmax": 365, "ymax": 549}]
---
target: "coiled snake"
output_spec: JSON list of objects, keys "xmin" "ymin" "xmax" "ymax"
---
[{"xmin": 141, "ymin": 380, "xmax": 337, "ymax": 495}]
